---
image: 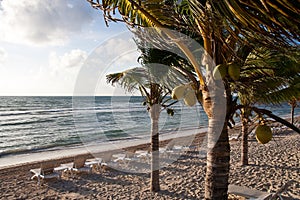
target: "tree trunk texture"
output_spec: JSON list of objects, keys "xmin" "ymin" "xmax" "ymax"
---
[
  {"xmin": 240, "ymin": 115, "xmax": 249, "ymax": 166},
  {"xmin": 150, "ymin": 104, "xmax": 160, "ymax": 192},
  {"xmin": 291, "ymin": 106, "xmax": 295, "ymax": 125},
  {"xmin": 202, "ymin": 85, "xmax": 230, "ymax": 200},
  {"xmin": 289, "ymin": 98, "xmax": 297, "ymax": 125},
  {"xmin": 205, "ymin": 119, "xmax": 230, "ymax": 199}
]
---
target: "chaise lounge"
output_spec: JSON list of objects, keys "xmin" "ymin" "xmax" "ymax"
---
[
  {"xmin": 67, "ymin": 156, "xmax": 93, "ymax": 177},
  {"xmin": 30, "ymin": 160, "xmax": 61, "ymax": 185}
]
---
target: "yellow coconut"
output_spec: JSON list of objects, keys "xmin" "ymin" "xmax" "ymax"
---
[
  {"xmin": 213, "ymin": 64, "xmax": 227, "ymax": 80},
  {"xmin": 171, "ymin": 85, "xmax": 186, "ymax": 100},
  {"xmin": 255, "ymin": 125, "xmax": 272, "ymax": 144},
  {"xmin": 184, "ymin": 90, "xmax": 197, "ymax": 107},
  {"xmin": 228, "ymin": 63, "xmax": 240, "ymax": 81}
]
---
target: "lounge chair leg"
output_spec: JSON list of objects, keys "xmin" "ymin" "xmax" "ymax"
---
[
  {"xmin": 37, "ymin": 176, "xmax": 41, "ymax": 186},
  {"xmin": 270, "ymin": 180, "xmax": 295, "ymax": 200},
  {"xmin": 30, "ymin": 175, "xmax": 36, "ymax": 180},
  {"xmin": 70, "ymin": 169, "xmax": 74, "ymax": 179}
]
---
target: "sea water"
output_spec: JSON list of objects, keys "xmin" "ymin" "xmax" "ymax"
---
[
  {"xmin": 0, "ymin": 96, "xmax": 298, "ymax": 157},
  {"xmin": 0, "ymin": 96, "xmax": 206, "ymax": 156}
]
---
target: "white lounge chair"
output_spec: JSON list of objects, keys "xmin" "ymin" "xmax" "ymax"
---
[
  {"xmin": 100, "ymin": 152, "xmax": 115, "ymax": 171},
  {"xmin": 228, "ymin": 184, "xmax": 272, "ymax": 199},
  {"xmin": 160, "ymin": 140, "xmax": 194, "ymax": 158},
  {"xmin": 160, "ymin": 142, "xmax": 176, "ymax": 158},
  {"xmin": 125, "ymin": 150, "xmax": 145, "ymax": 162},
  {"xmin": 85, "ymin": 157, "xmax": 102, "ymax": 171},
  {"xmin": 135, "ymin": 150, "xmax": 150, "ymax": 163},
  {"xmin": 113, "ymin": 151, "xmax": 141, "ymax": 167},
  {"xmin": 229, "ymin": 181, "xmax": 296, "ymax": 200},
  {"xmin": 112, "ymin": 153, "xmax": 127, "ymax": 164},
  {"xmin": 71, "ymin": 156, "xmax": 93, "ymax": 174},
  {"xmin": 30, "ymin": 161, "xmax": 61, "ymax": 185},
  {"xmin": 123, "ymin": 150, "xmax": 152, "ymax": 171}
]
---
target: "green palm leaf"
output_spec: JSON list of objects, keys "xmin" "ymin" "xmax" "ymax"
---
[
  {"xmin": 236, "ymin": 47, "xmax": 300, "ymax": 105},
  {"xmin": 212, "ymin": 0, "xmax": 300, "ymax": 46}
]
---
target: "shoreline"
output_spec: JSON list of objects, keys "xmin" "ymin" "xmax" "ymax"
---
[
  {"xmin": 0, "ymin": 126, "xmax": 203, "ymax": 157},
  {"xmin": 0, "ymin": 127, "xmax": 208, "ymax": 172}
]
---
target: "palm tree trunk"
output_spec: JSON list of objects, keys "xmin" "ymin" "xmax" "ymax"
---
[
  {"xmin": 289, "ymin": 98, "xmax": 297, "ymax": 125},
  {"xmin": 203, "ymin": 86, "xmax": 230, "ymax": 199},
  {"xmin": 205, "ymin": 119, "xmax": 230, "ymax": 199},
  {"xmin": 291, "ymin": 105, "xmax": 295, "ymax": 125},
  {"xmin": 197, "ymin": 6, "xmax": 231, "ymax": 197},
  {"xmin": 240, "ymin": 115, "xmax": 248, "ymax": 166},
  {"xmin": 150, "ymin": 104, "xmax": 160, "ymax": 192}
]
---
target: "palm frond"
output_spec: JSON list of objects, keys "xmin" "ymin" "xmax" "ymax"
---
[
  {"xmin": 212, "ymin": 0, "xmax": 300, "ymax": 46},
  {"xmin": 255, "ymin": 84, "xmax": 300, "ymax": 105},
  {"xmin": 87, "ymin": 0, "xmax": 182, "ymax": 28},
  {"xmin": 106, "ymin": 67, "xmax": 149, "ymax": 92},
  {"xmin": 235, "ymin": 45, "xmax": 300, "ymax": 105},
  {"xmin": 106, "ymin": 72, "xmax": 125, "ymax": 85}
]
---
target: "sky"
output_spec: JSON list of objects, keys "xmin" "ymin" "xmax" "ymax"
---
[{"xmin": 0, "ymin": 0, "xmax": 140, "ymax": 96}]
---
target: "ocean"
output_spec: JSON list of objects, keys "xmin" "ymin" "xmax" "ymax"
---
[
  {"xmin": 0, "ymin": 96, "xmax": 206, "ymax": 157},
  {"xmin": 0, "ymin": 96, "xmax": 298, "ymax": 157}
]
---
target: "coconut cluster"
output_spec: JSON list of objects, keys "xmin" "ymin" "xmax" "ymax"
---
[
  {"xmin": 171, "ymin": 84, "xmax": 197, "ymax": 107},
  {"xmin": 212, "ymin": 63, "xmax": 240, "ymax": 81}
]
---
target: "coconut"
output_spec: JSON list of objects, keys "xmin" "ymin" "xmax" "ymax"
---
[
  {"xmin": 255, "ymin": 125, "xmax": 272, "ymax": 144},
  {"xmin": 184, "ymin": 90, "xmax": 197, "ymax": 107},
  {"xmin": 228, "ymin": 63, "xmax": 240, "ymax": 81},
  {"xmin": 172, "ymin": 85, "xmax": 187, "ymax": 100},
  {"xmin": 213, "ymin": 64, "xmax": 227, "ymax": 80}
]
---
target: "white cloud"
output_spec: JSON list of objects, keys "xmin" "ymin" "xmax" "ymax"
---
[
  {"xmin": 62, "ymin": 49, "xmax": 88, "ymax": 68},
  {"xmin": 49, "ymin": 49, "xmax": 88, "ymax": 72},
  {"xmin": 93, "ymin": 36, "xmax": 139, "ymax": 72},
  {"xmin": 0, "ymin": 0, "xmax": 95, "ymax": 46},
  {"xmin": 0, "ymin": 48, "xmax": 8, "ymax": 63},
  {"xmin": 71, "ymin": 34, "xmax": 140, "ymax": 96}
]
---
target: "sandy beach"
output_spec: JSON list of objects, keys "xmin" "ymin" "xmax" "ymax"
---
[{"xmin": 0, "ymin": 122, "xmax": 299, "ymax": 200}]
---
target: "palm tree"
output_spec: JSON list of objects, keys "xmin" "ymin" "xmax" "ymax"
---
[
  {"xmin": 107, "ymin": 40, "xmax": 190, "ymax": 192},
  {"xmin": 234, "ymin": 47, "xmax": 300, "ymax": 165},
  {"xmin": 87, "ymin": 0, "xmax": 300, "ymax": 198},
  {"xmin": 107, "ymin": 67, "xmax": 165, "ymax": 192},
  {"xmin": 182, "ymin": 3, "xmax": 300, "ymax": 197}
]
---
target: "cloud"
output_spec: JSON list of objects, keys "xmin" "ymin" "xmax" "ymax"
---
[
  {"xmin": 0, "ymin": 0, "xmax": 95, "ymax": 46},
  {"xmin": 49, "ymin": 49, "xmax": 88, "ymax": 72},
  {"xmin": 71, "ymin": 34, "xmax": 140, "ymax": 96},
  {"xmin": 0, "ymin": 48, "xmax": 88, "ymax": 96},
  {"xmin": 0, "ymin": 48, "xmax": 8, "ymax": 63},
  {"xmin": 92, "ymin": 36, "xmax": 139, "ymax": 72}
]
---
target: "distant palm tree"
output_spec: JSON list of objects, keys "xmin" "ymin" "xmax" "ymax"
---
[
  {"xmin": 107, "ymin": 67, "xmax": 166, "ymax": 192},
  {"xmin": 107, "ymin": 42, "xmax": 190, "ymax": 192},
  {"xmin": 235, "ymin": 48, "xmax": 300, "ymax": 165},
  {"xmin": 289, "ymin": 97, "xmax": 299, "ymax": 125}
]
